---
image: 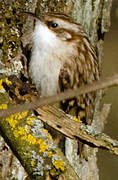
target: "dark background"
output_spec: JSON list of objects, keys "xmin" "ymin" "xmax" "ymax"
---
[{"xmin": 98, "ymin": 0, "xmax": 118, "ymax": 179}]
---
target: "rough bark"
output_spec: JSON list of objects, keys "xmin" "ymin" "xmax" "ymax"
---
[{"xmin": 0, "ymin": 0, "xmax": 112, "ymax": 179}]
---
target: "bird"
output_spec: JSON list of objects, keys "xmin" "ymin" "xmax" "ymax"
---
[{"xmin": 29, "ymin": 12, "xmax": 100, "ymax": 155}]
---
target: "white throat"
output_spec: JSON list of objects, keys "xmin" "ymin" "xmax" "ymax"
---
[
  {"xmin": 29, "ymin": 22, "xmax": 62, "ymax": 96},
  {"xmin": 32, "ymin": 22, "xmax": 58, "ymax": 52}
]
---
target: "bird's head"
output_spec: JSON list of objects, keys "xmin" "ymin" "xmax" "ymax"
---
[{"xmin": 25, "ymin": 12, "xmax": 85, "ymax": 51}]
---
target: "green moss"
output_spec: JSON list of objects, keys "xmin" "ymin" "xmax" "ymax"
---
[
  {"xmin": 36, "ymin": 0, "xmax": 67, "ymax": 15},
  {"xmin": 0, "ymin": 1, "xmax": 26, "ymax": 64}
]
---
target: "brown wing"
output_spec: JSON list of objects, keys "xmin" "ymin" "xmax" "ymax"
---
[{"xmin": 58, "ymin": 36, "xmax": 99, "ymax": 125}]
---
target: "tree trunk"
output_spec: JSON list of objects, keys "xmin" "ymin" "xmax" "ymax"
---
[{"xmin": 0, "ymin": 0, "xmax": 112, "ymax": 179}]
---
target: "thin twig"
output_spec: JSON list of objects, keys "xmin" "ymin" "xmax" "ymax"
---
[{"xmin": 0, "ymin": 74, "xmax": 118, "ymax": 118}]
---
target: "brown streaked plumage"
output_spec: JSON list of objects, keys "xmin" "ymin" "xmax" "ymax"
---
[{"xmin": 29, "ymin": 12, "xmax": 99, "ymax": 153}]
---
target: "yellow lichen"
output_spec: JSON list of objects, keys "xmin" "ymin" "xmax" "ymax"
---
[
  {"xmin": 39, "ymin": 143, "xmax": 49, "ymax": 153},
  {"xmin": 5, "ymin": 78, "xmax": 12, "ymax": 85},
  {"xmin": 38, "ymin": 138, "xmax": 49, "ymax": 153},
  {"xmin": 27, "ymin": 116, "xmax": 35, "ymax": 125},
  {"xmin": 0, "ymin": 80, "xmax": 3, "ymax": 89},
  {"xmin": 13, "ymin": 126, "xmax": 31, "ymax": 139},
  {"xmin": 48, "ymin": 151, "xmax": 52, "ymax": 158},
  {"xmin": 41, "ymin": 129, "xmax": 48, "ymax": 133},
  {"xmin": 6, "ymin": 115, "xmax": 18, "ymax": 129},
  {"xmin": 16, "ymin": 111, "xmax": 28, "ymax": 120},
  {"xmin": 0, "ymin": 104, "xmax": 8, "ymax": 109},
  {"xmin": 13, "ymin": 127, "xmax": 25, "ymax": 138},
  {"xmin": 53, "ymin": 160, "xmax": 64, "ymax": 171},
  {"xmin": 27, "ymin": 134, "xmax": 36, "ymax": 144},
  {"xmin": 21, "ymin": 135, "xmax": 28, "ymax": 141},
  {"xmin": 17, "ymin": 127, "xmax": 26, "ymax": 135},
  {"xmin": 27, "ymin": 117, "xmax": 35, "ymax": 121},
  {"xmin": 0, "ymin": 78, "xmax": 12, "ymax": 90},
  {"xmin": 27, "ymin": 120, "xmax": 32, "ymax": 125},
  {"xmin": 13, "ymin": 130, "xmax": 20, "ymax": 138},
  {"xmin": 73, "ymin": 116, "xmax": 82, "ymax": 123},
  {"xmin": 5, "ymin": 111, "xmax": 28, "ymax": 129},
  {"xmin": 31, "ymin": 160, "xmax": 35, "ymax": 167},
  {"xmin": 37, "ymin": 138, "xmax": 44, "ymax": 145}
]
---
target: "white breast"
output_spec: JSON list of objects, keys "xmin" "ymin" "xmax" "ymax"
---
[
  {"xmin": 29, "ymin": 22, "xmax": 62, "ymax": 96},
  {"xmin": 29, "ymin": 50, "xmax": 62, "ymax": 96}
]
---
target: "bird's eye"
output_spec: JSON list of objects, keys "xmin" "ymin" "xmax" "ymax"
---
[
  {"xmin": 51, "ymin": 22, "xmax": 58, "ymax": 28},
  {"xmin": 47, "ymin": 21, "xmax": 58, "ymax": 28}
]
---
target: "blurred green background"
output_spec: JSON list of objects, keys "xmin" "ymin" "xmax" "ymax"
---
[{"xmin": 98, "ymin": 0, "xmax": 118, "ymax": 179}]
